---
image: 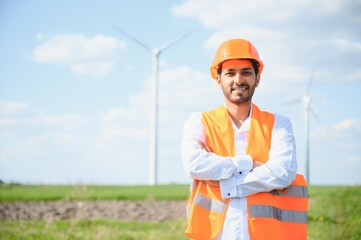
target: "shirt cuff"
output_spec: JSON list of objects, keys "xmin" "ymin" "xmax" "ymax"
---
[
  {"xmin": 230, "ymin": 155, "xmax": 253, "ymax": 175},
  {"xmin": 220, "ymin": 176, "xmax": 237, "ymax": 199}
]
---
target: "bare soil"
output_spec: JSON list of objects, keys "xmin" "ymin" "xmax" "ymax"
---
[{"xmin": 0, "ymin": 200, "xmax": 187, "ymax": 222}]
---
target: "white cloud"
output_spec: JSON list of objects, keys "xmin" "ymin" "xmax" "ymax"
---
[
  {"xmin": 0, "ymin": 100, "xmax": 30, "ymax": 115},
  {"xmin": 39, "ymin": 114, "xmax": 90, "ymax": 129},
  {"xmin": 0, "ymin": 100, "xmax": 89, "ymax": 129},
  {"xmin": 173, "ymin": 0, "xmax": 354, "ymax": 29},
  {"xmin": 331, "ymin": 38, "xmax": 361, "ymax": 52},
  {"xmin": 306, "ymin": 117, "xmax": 361, "ymax": 184},
  {"xmin": 346, "ymin": 69, "xmax": 361, "ymax": 82},
  {"xmin": 158, "ymin": 65, "xmax": 220, "ymax": 109},
  {"xmin": 70, "ymin": 62, "xmax": 116, "ymax": 78},
  {"xmin": 173, "ymin": 0, "xmax": 361, "ymax": 85},
  {"xmin": 345, "ymin": 155, "xmax": 361, "ymax": 163},
  {"xmin": 0, "ymin": 101, "xmax": 87, "ymax": 161},
  {"xmin": 203, "ymin": 29, "xmax": 281, "ymax": 51},
  {"xmin": 35, "ymin": 32, "xmax": 48, "ymax": 41},
  {"xmin": 172, "ymin": 0, "xmax": 314, "ymax": 28},
  {"xmin": 313, "ymin": 118, "xmax": 361, "ymax": 141},
  {"xmin": 99, "ymin": 126, "xmax": 148, "ymax": 141},
  {"xmin": 102, "ymin": 108, "xmax": 127, "ymax": 125},
  {"xmin": 33, "ymin": 33, "xmax": 127, "ymax": 78},
  {"xmin": 127, "ymin": 65, "xmax": 221, "ymax": 120},
  {"xmin": 95, "ymin": 66, "xmax": 221, "ymax": 148},
  {"xmin": 97, "ymin": 107, "xmax": 147, "ymax": 143},
  {"xmin": 0, "ymin": 114, "xmax": 89, "ymax": 130},
  {"xmin": 333, "ymin": 118, "xmax": 361, "ymax": 132},
  {"xmin": 25, "ymin": 131, "xmax": 80, "ymax": 149}
]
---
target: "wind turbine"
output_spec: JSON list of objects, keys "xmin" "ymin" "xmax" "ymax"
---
[
  {"xmin": 286, "ymin": 72, "xmax": 319, "ymax": 185},
  {"xmin": 113, "ymin": 26, "xmax": 194, "ymax": 185}
]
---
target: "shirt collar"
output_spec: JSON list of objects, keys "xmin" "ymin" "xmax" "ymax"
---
[{"xmin": 227, "ymin": 104, "xmax": 252, "ymax": 131}]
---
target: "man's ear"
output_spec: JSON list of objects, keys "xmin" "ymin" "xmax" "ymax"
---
[{"xmin": 216, "ymin": 75, "xmax": 222, "ymax": 88}]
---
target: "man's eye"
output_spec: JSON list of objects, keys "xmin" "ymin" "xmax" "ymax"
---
[
  {"xmin": 225, "ymin": 72, "xmax": 235, "ymax": 76},
  {"xmin": 242, "ymin": 71, "xmax": 252, "ymax": 76}
]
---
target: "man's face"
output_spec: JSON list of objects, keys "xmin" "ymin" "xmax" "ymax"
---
[{"xmin": 216, "ymin": 59, "xmax": 260, "ymax": 105}]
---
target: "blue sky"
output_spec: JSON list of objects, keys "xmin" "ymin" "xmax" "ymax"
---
[{"xmin": 1, "ymin": 0, "xmax": 360, "ymax": 185}]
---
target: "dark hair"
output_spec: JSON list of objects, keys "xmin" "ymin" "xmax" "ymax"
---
[{"xmin": 217, "ymin": 59, "xmax": 260, "ymax": 76}]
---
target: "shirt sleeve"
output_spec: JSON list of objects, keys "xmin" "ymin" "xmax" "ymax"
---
[
  {"xmin": 181, "ymin": 112, "xmax": 252, "ymax": 181},
  {"xmin": 220, "ymin": 114, "xmax": 298, "ymax": 199}
]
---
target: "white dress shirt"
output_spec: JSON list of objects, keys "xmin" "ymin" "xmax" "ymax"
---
[{"xmin": 181, "ymin": 105, "xmax": 297, "ymax": 240}]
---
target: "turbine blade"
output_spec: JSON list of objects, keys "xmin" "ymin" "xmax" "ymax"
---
[
  {"xmin": 283, "ymin": 98, "xmax": 302, "ymax": 106},
  {"xmin": 310, "ymin": 106, "xmax": 322, "ymax": 123},
  {"xmin": 306, "ymin": 71, "xmax": 315, "ymax": 96},
  {"xmin": 112, "ymin": 25, "xmax": 152, "ymax": 51},
  {"xmin": 159, "ymin": 28, "xmax": 197, "ymax": 52}
]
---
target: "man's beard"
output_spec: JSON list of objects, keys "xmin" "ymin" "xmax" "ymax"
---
[{"xmin": 221, "ymin": 83, "xmax": 256, "ymax": 104}]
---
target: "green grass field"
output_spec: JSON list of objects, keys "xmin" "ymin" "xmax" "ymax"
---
[
  {"xmin": 307, "ymin": 186, "xmax": 361, "ymax": 240},
  {"xmin": 0, "ymin": 219, "xmax": 188, "ymax": 240},
  {"xmin": 0, "ymin": 183, "xmax": 190, "ymax": 201},
  {"xmin": 1, "ymin": 184, "xmax": 360, "ymax": 240}
]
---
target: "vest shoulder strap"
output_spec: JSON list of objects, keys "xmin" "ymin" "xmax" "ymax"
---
[
  {"xmin": 247, "ymin": 104, "xmax": 274, "ymax": 163},
  {"xmin": 202, "ymin": 105, "xmax": 235, "ymax": 157}
]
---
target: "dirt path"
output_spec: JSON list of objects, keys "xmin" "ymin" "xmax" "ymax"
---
[
  {"xmin": 1, "ymin": 198, "xmax": 315, "ymax": 222},
  {"xmin": 0, "ymin": 200, "xmax": 187, "ymax": 222}
]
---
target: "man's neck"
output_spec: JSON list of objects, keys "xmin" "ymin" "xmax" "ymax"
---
[{"xmin": 224, "ymin": 101, "xmax": 252, "ymax": 128}]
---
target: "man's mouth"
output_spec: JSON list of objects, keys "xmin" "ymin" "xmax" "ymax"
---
[{"xmin": 232, "ymin": 85, "xmax": 249, "ymax": 92}]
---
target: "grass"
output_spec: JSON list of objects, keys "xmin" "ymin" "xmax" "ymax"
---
[
  {"xmin": 0, "ymin": 184, "xmax": 360, "ymax": 239},
  {"xmin": 0, "ymin": 219, "xmax": 187, "ymax": 240},
  {"xmin": 0, "ymin": 183, "xmax": 190, "ymax": 201},
  {"xmin": 0, "ymin": 219, "xmax": 188, "ymax": 240},
  {"xmin": 307, "ymin": 186, "xmax": 361, "ymax": 240}
]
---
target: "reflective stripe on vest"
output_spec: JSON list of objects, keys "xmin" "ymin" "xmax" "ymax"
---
[
  {"xmin": 193, "ymin": 193, "xmax": 227, "ymax": 214},
  {"xmin": 249, "ymin": 205, "xmax": 308, "ymax": 224},
  {"xmin": 269, "ymin": 185, "xmax": 308, "ymax": 198}
]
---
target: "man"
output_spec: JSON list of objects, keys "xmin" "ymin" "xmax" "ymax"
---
[{"xmin": 181, "ymin": 39, "xmax": 308, "ymax": 240}]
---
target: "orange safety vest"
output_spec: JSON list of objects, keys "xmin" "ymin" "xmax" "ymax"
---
[{"xmin": 185, "ymin": 104, "xmax": 308, "ymax": 240}]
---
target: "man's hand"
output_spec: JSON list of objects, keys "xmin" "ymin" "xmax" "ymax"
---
[
  {"xmin": 198, "ymin": 141, "xmax": 211, "ymax": 152},
  {"xmin": 253, "ymin": 160, "xmax": 264, "ymax": 169},
  {"xmin": 199, "ymin": 140, "xmax": 263, "ymax": 170}
]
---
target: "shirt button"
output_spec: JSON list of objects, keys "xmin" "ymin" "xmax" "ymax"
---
[
  {"xmin": 239, "ymin": 171, "xmax": 242, "ymax": 174},
  {"xmin": 228, "ymin": 193, "xmax": 231, "ymax": 196}
]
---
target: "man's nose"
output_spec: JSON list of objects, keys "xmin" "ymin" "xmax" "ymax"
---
[{"xmin": 234, "ymin": 73, "xmax": 243, "ymax": 85}]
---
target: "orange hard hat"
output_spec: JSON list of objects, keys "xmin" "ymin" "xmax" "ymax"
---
[{"xmin": 210, "ymin": 39, "xmax": 264, "ymax": 79}]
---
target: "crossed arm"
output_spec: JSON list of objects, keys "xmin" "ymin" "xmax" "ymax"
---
[{"xmin": 181, "ymin": 112, "xmax": 297, "ymax": 199}]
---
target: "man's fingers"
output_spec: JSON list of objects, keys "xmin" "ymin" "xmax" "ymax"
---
[
  {"xmin": 198, "ymin": 141, "xmax": 211, "ymax": 152},
  {"xmin": 253, "ymin": 161, "xmax": 264, "ymax": 169}
]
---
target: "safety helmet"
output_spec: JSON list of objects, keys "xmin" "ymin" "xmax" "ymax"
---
[{"xmin": 210, "ymin": 38, "xmax": 264, "ymax": 79}]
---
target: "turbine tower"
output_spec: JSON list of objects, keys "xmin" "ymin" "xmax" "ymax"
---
[
  {"xmin": 303, "ymin": 75, "xmax": 313, "ymax": 185},
  {"xmin": 113, "ymin": 26, "xmax": 194, "ymax": 185},
  {"xmin": 286, "ymin": 72, "xmax": 319, "ymax": 185}
]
